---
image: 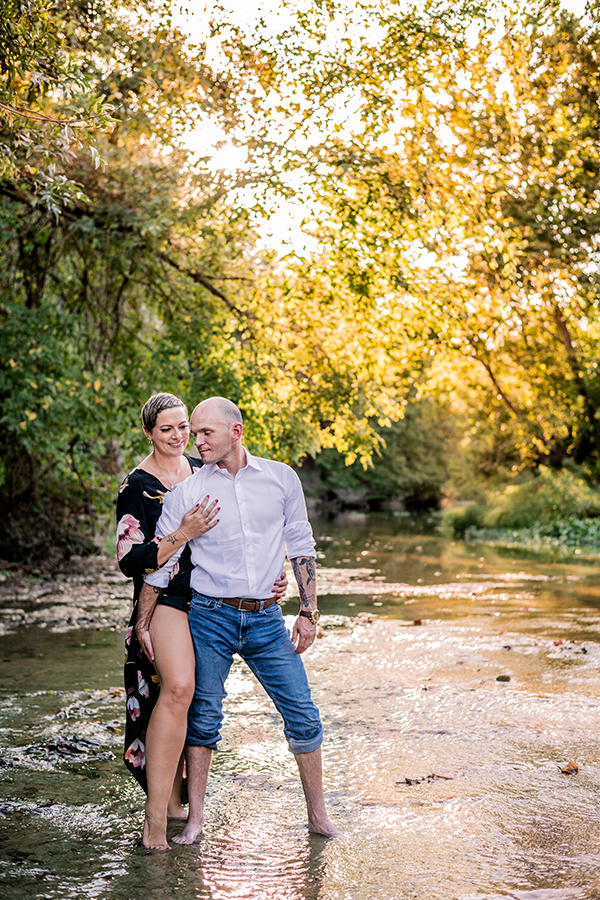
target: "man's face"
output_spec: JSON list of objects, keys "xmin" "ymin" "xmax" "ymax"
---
[{"xmin": 190, "ymin": 405, "xmax": 236, "ymax": 466}]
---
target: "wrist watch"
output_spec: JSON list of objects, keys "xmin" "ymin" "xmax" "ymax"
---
[{"xmin": 299, "ymin": 609, "xmax": 321, "ymax": 624}]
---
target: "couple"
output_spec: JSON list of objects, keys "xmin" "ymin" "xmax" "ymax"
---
[{"xmin": 116, "ymin": 393, "xmax": 338, "ymax": 850}]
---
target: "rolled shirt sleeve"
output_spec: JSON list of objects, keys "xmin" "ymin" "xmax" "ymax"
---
[
  {"xmin": 143, "ymin": 484, "xmax": 188, "ymax": 589},
  {"xmin": 283, "ymin": 469, "xmax": 316, "ymax": 560}
]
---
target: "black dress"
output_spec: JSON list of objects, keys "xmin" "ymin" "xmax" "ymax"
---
[{"xmin": 116, "ymin": 456, "xmax": 202, "ymax": 793}]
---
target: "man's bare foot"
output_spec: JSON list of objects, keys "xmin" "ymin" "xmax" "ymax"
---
[
  {"xmin": 171, "ymin": 818, "xmax": 203, "ymax": 845},
  {"xmin": 143, "ymin": 813, "xmax": 170, "ymax": 851},
  {"xmin": 308, "ymin": 816, "xmax": 340, "ymax": 838}
]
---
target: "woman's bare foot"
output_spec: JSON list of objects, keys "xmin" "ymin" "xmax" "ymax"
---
[
  {"xmin": 143, "ymin": 812, "xmax": 170, "ymax": 851},
  {"xmin": 171, "ymin": 817, "xmax": 204, "ymax": 845},
  {"xmin": 308, "ymin": 815, "xmax": 340, "ymax": 838}
]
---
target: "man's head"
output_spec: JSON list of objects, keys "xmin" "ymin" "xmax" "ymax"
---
[{"xmin": 190, "ymin": 397, "xmax": 244, "ymax": 468}]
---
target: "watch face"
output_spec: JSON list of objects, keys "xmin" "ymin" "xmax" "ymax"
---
[{"xmin": 310, "ymin": 609, "xmax": 321, "ymax": 624}]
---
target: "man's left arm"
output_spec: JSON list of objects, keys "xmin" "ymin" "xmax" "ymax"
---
[
  {"xmin": 283, "ymin": 467, "xmax": 319, "ymax": 654},
  {"xmin": 290, "ymin": 555, "xmax": 318, "ymax": 654}
]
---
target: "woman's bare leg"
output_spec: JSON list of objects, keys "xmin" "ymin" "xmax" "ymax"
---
[{"xmin": 143, "ymin": 605, "xmax": 195, "ymax": 850}]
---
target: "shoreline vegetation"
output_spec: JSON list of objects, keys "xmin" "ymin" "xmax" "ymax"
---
[
  {"xmin": 461, "ymin": 520, "xmax": 600, "ymax": 560},
  {"xmin": 442, "ymin": 466, "xmax": 600, "ymax": 561}
]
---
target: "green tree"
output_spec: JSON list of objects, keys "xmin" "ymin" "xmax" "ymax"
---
[
  {"xmin": 2, "ymin": 0, "xmax": 480, "ymax": 559},
  {"xmin": 226, "ymin": 0, "xmax": 600, "ymax": 485}
]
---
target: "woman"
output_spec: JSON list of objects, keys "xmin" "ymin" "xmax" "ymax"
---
[{"xmin": 116, "ymin": 392, "xmax": 287, "ymax": 850}]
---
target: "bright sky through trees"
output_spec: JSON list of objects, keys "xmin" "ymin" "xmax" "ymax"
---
[{"xmin": 175, "ymin": 0, "xmax": 593, "ymax": 253}]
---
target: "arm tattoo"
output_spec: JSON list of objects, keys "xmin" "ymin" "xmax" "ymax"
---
[
  {"xmin": 164, "ymin": 534, "xmax": 178, "ymax": 546},
  {"xmin": 150, "ymin": 586, "xmax": 162, "ymax": 595},
  {"xmin": 291, "ymin": 556, "xmax": 316, "ymax": 608}
]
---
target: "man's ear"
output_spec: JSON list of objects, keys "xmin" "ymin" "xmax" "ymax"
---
[{"xmin": 231, "ymin": 422, "xmax": 243, "ymax": 442}]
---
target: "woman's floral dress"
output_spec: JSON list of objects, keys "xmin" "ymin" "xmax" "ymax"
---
[{"xmin": 116, "ymin": 458, "xmax": 202, "ymax": 793}]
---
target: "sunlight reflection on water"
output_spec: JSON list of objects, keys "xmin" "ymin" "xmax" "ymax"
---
[{"xmin": 3, "ymin": 524, "xmax": 600, "ymax": 898}]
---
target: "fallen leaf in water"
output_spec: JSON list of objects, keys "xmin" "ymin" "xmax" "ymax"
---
[
  {"xmin": 554, "ymin": 639, "xmax": 564, "ymax": 646},
  {"xmin": 560, "ymin": 760, "xmax": 579, "ymax": 775},
  {"xmin": 412, "ymin": 618, "xmax": 422, "ymax": 626},
  {"xmin": 397, "ymin": 773, "xmax": 454, "ymax": 786}
]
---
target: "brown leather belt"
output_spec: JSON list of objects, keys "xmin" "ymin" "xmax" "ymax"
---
[{"xmin": 221, "ymin": 597, "xmax": 279, "ymax": 612}]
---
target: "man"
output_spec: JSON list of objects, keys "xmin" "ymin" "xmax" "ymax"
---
[{"xmin": 143, "ymin": 396, "xmax": 338, "ymax": 841}]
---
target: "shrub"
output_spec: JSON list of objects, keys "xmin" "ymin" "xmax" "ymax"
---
[{"xmin": 482, "ymin": 466, "xmax": 600, "ymax": 529}]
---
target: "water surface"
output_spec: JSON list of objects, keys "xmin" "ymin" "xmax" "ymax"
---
[{"xmin": 2, "ymin": 518, "xmax": 600, "ymax": 899}]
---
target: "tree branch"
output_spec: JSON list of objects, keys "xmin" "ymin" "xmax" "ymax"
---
[
  {"xmin": 551, "ymin": 300, "xmax": 600, "ymax": 457},
  {"xmin": 156, "ymin": 250, "xmax": 247, "ymax": 317}
]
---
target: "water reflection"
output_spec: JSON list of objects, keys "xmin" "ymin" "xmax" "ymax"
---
[{"xmin": 3, "ymin": 520, "xmax": 600, "ymax": 898}]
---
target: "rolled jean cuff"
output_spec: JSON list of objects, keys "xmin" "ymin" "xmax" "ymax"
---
[
  {"xmin": 186, "ymin": 737, "xmax": 220, "ymax": 750},
  {"xmin": 286, "ymin": 724, "xmax": 323, "ymax": 755}
]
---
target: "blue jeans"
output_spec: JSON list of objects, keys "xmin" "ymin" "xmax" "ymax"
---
[{"xmin": 187, "ymin": 591, "xmax": 324, "ymax": 754}]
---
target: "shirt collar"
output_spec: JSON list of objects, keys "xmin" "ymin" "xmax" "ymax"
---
[{"xmin": 203, "ymin": 446, "xmax": 262, "ymax": 477}]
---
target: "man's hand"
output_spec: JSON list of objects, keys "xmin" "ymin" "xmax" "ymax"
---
[
  {"xmin": 135, "ymin": 617, "xmax": 154, "ymax": 662},
  {"xmin": 291, "ymin": 616, "xmax": 317, "ymax": 654},
  {"xmin": 135, "ymin": 583, "xmax": 161, "ymax": 661}
]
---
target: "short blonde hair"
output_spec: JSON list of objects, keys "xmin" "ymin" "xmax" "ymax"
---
[{"xmin": 141, "ymin": 393, "xmax": 187, "ymax": 432}]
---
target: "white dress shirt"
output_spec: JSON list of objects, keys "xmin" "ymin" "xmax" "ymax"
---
[{"xmin": 144, "ymin": 448, "xmax": 316, "ymax": 598}]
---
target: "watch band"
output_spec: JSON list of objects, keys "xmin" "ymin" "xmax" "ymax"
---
[{"xmin": 299, "ymin": 609, "xmax": 321, "ymax": 624}]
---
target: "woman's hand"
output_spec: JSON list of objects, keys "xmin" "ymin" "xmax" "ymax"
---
[
  {"xmin": 272, "ymin": 569, "xmax": 288, "ymax": 601},
  {"xmin": 179, "ymin": 495, "xmax": 220, "ymax": 540}
]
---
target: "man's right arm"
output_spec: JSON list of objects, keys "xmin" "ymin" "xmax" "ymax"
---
[
  {"xmin": 145, "ymin": 483, "xmax": 219, "ymax": 589},
  {"xmin": 144, "ymin": 488, "xmax": 189, "ymax": 589},
  {"xmin": 135, "ymin": 581, "xmax": 162, "ymax": 661}
]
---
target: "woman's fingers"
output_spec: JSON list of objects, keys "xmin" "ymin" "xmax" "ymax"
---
[{"xmin": 181, "ymin": 498, "xmax": 221, "ymax": 537}]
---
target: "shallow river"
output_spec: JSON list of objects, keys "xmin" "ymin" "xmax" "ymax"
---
[{"xmin": 2, "ymin": 517, "xmax": 600, "ymax": 900}]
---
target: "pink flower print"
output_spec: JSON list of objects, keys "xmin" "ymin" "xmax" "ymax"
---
[
  {"xmin": 124, "ymin": 738, "xmax": 145, "ymax": 768},
  {"xmin": 116, "ymin": 514, "xmax": 144, "ymax": 561},
  {"xmin": 127, "ymin": 695, "xmax": 141, "ymax": 721},
  {"xmin": 138, "ymin": 671, "xmax": 150, "ymax": 698},
  {"xmin": 118, "ymin": 479, "xmax": 129, "ymax": 494},
  {"xmin": 125, "ymin": 626, "xmax": 133, "ymax": 649}
]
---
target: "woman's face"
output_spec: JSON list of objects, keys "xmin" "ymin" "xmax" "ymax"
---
[{"xmin": 145, "ymin": 406, "xmax": 190, "ymax": 458}]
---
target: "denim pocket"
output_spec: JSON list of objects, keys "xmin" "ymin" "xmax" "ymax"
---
[{"xmin": 191, "ymin": 592, "xmax": 220, "ymax": 611}]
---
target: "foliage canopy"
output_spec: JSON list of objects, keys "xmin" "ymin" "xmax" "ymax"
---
[{"xmin": 3, "ymin": 0, "xmax": 600, "ymax": 560}]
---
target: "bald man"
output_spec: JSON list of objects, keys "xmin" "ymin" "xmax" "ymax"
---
[{"xmin": 144, "ymin": 397, "xmax": 338, "ymax": 841}]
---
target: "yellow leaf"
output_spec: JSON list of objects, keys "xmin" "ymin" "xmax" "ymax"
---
[
  {"xmin": 93, "ymin": 379, "xmax": 101, "ymax": 391},
  {"xmin": 25, "ymin": 410, "xmax": 36, "ymax": 421},
  {"xmin": 19, "ymin": 421, "xmax": 27, "ymax": 430},
  {"xmin": 8, "ymin": 359, "xmax": 17, "ymax": 368}
]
